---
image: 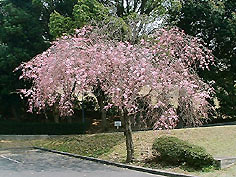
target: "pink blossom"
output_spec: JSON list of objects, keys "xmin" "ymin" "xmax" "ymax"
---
[{"xmin": 16, "ymin": 26, "xmax": 215, "ymax": 129}]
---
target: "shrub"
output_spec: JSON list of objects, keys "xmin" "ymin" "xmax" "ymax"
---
[{"xmin": 152, "ymin": 136, "xmax": 216, "ymax": 169}]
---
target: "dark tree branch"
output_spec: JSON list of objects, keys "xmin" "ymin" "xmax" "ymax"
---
[{"xmin": 139, "ymin": 0, "xmax": 147, "ymax": 14}]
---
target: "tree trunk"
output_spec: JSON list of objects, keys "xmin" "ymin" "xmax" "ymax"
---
[
  {"xmin": 67, "ymin": 117, "xmax": 72, "ymax": 123},
  {"xmin": 136, "ymin": 112, "xmax": 142, "ymax": 130},
  {"xmin": 53, "ymin": 105, "xmax": 59, "ymax": 124},
  {"xmin": 101, "ymin": 107, "xmax": 107, "ymax": 130},
  {"xmin": 124, "ymin": 111, "xmax": 134, "ymax": 163},
  {"xmin": 98, "ymin": 93, "xmax": 107, "ymax": 131},
  {"xmin": 176, "ymin": 106, "xmax": 183, "ymax": 128},
  {"xmin": 53, "ymin": 113, "xmax": 59, "ymax": 124},
  {"xmin": 11, "ymin": 106, "xmax": 18, "ymax": 120}
]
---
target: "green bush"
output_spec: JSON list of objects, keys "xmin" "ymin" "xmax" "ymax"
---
[{"xmin": 152, "ymin": 136, "xmax": 216, "ymax": 169}]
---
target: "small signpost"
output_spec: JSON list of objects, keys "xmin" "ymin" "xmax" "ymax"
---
[{"xmin": 114, "ymin": 121, "xmax": 122, "ymax": 129}]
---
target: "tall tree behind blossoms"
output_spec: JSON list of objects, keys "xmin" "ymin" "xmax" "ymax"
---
[
  {"xmin": 168, "ymin": 0, "xmax": 236, "ymax": 120},
  {"xmin": 16, "ymin": 26, "xmax": 214, "ymax": 162},
  {"xmin": 0, "ymin": 1, "xmax": 48, "ymax": 120}
]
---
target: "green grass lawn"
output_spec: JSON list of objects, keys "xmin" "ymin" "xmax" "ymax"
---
[
  {"xmin": 32, "ymin": 133, "xmax": 124, "ymax": 158},
  {"xmin": 1, "ymin": 125, "xmax": 236, "ymax": 176}
]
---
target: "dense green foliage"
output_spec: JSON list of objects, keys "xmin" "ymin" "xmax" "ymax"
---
[
  {"xmin": 0, "ymin": 1, "xmax": 48, "ymax": 119},
  {"xmin": 32, "ymin": 0, "xmax": 78, "ymax": 40},
  {"xmin": 49, "ymin": 11, "xmax": 75, "ymax": 39},
  {"xmin": 49, "ymin": 0, "xmax": 109, "ymax": 39},
  {"xmin": 168, "ymin": 0, "xmax": 236, "ymax": 119},
  {"xmin": 152, "ymin": 136, "xmax": 216, "ymax": 169},
  {"xmin": 73, "ymin": 0, "xmax": 109, "ymax": 27}
]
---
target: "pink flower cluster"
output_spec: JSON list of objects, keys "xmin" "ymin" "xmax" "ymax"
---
[{"xmin": 16, "ymin": 26, "xmax": 215, "ymax": 129}]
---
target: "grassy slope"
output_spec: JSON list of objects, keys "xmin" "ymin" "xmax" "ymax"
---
[
  {"xmin": 2, "ymin": 125, "xmax": 235, "ymax": 176},
  {"xmin": 96, "ymin": 125, "xmax": 236, "ymax": 176},
  {"xmin": 32, "ymin": 133, "xmax": 125, "ymax": 158},
  {"xmin": 132, "ymin": 125, "xmax": 236, "ymax": 176},
  {"xmin": 99, "ymin": 125, "xmax": 236, "ymax": 163}
]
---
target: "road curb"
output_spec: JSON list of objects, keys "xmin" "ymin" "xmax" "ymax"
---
[{"xmin": 34, "ymin": 147, "xmax": 198, "ymax": 177}]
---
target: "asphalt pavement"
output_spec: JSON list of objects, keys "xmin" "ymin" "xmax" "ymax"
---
[{"xmin": 0, "ymin": 148, "xmax": 164, "ymax": 177}]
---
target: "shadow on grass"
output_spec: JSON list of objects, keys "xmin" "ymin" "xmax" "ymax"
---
[{"xmin": 142, "ymin": 156, "xmax": 217, "ymax": 173}]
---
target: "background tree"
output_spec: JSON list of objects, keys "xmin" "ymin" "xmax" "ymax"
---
[
  {"xmin": 97, "ymin": 0, "xmax": 181, "ymax": 17},
  {"xmin": 48, "ymin": 0, "xmax": 109, "ymax": 39},
  {"xmin": 168, "ymin": 0, "xmax": 236, "ymax": 119},
  {"xmin": 48, "ymin": 11, "xmax": 75, "ymax": 39},
  {"xmin": 0, "ymin": 1, "xmax": 48, "ymax": 119},
  {"xmin": 48, "ymin": 0, "xmax": 182, "ymax": 42},
  {"xmin": 32, "ymin": 0, "xmax": 78, "ymax": 40},
  {"xmin": 72, "ymin": 0, "xmax": 109, "ymax": 27}
]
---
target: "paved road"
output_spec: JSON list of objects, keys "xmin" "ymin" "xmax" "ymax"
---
[{"xmin": 0, "ymin": 148, "xmax": 164, "ymax": 177}]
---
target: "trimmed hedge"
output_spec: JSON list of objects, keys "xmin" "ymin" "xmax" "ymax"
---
[
  {"xmin": 152, "ymin": 136, "xmax": 216, "ymax": 169},
  {"xmin": 0, "ymin": 120, "xmax": 89, "ymax": 135}
]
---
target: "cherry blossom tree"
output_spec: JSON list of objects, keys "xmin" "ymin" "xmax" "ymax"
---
[{"xmin": 16, "ymin": 26, "xmax": 214, "ymax": 162}]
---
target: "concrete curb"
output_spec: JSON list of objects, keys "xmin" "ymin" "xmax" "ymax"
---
[
  {"xmin": 215, "ymin": 157, "xmax": 236, "ymax": 169},
  {"xmin": 34, "ymin": 147, "xmax": 198, "ymax": 177}
]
